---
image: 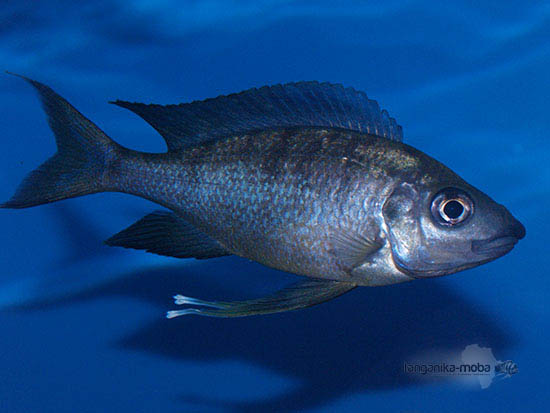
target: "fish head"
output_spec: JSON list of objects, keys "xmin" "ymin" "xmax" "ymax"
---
[{"xmin": 381, "ymin": 170, "xmax": 525, "ymax": 278}]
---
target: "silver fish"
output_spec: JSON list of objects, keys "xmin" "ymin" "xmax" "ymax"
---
[{"xmin": 2, "ymin": 74, "xmax": 525, "ymax": 318}]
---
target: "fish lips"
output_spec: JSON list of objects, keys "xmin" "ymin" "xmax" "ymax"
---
[
  {"xmin": 471, "ymin": 235, "xmax": 520, "ymax": 259},
  {"xmin": 394, "ymin": 232, "xmax": 524, "ymax": 279},
  {"xmin": 394, "ymin": 255, "xmax": 493, "ymax": 279},
  {"xmin": 471, "ymin": 218, "xmax": 525, "ymax": 259}
]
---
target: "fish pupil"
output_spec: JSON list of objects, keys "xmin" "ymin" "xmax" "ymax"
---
[{"xmin": 443, "ymin": 200, "xmax": 463, "ymax": 219}]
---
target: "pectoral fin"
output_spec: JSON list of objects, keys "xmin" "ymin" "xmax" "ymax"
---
[
  {"xmin": 166, "ymin": 278, "xmax": 356, "ymax": 318},
  {"xmin": 330, "ymin": 228, "xmax": 382, "ymax": 271}
]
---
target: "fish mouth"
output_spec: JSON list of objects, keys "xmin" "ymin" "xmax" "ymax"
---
[
  {"xmin": 397, "ymin": 258, "xmax": 494, "ymax": 279},
  {"xmin": 471, "ymin": 217, "xmax": 525, "ymax": 259},
  {"xmin": 395, "ymin": 234, "xmax": 521, "ymax": 279},
  {"xmin": 471, "ymin": 235, "xmax": 519, "ymax": 258}
]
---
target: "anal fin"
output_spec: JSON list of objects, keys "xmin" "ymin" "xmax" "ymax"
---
[
  {"xmin": 166, "ymin": 278, "xmax": 356, "ymax": 318},
  {"xmin": 105, "ymin": 211, "xmax": 230, "ymax": 259}
]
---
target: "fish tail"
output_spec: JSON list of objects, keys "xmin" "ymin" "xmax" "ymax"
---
[{"xmin": 1, "ymin": 74, "xmax": 120, "ymax": 209}]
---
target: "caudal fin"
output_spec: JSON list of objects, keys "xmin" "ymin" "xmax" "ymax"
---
[{"xmin": 1, "ymin": 74, "xmax": 118, "ymax": 209}]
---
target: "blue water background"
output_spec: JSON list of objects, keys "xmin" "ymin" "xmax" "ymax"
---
[{"xmin": 0, "ymin": 1, "xmax": 548, "ymax": 412}]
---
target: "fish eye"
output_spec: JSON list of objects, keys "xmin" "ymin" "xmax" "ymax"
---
[{"xmin": 431, "ymin": 188, "xmax": 473, "ymax": 226}]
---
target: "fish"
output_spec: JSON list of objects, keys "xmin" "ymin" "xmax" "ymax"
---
[
  {"xmin": 1, "ymin": 74, "xmax": 525, "ymax": 318},
  {"xmin": 495, "ymin": 360, "xmax": 518, "ymax": 377}
]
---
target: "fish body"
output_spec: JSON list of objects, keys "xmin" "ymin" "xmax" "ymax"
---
[
  {"xmin": 2, "ymin": 75, "xmax": 525, "ymax": 317},
  {"xmin": 112, "ymin": 127, "xmax": 419, "ymax": 286}
]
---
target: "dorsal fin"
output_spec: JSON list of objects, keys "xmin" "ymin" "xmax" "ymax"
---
[{"xmin": 111, "ymin": 81, "xmax": 403, "ymax": 152}]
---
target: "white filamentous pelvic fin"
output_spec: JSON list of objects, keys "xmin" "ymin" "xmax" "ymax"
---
[
  {"xmin": 166, "ymin": 293, "xmax": 231, "ymax": 318},
  {"xmin": 166, "ymin": 309, "xmax": 203, "ymax": 318},
  {"xmin": 172, "ymin": 294, "xmax": 225, "ymax": 308}
]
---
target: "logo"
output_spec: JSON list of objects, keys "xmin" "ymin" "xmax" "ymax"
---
[{"xmin": 404, "ymin": 344, "xmax": 518, "ymax": 389}]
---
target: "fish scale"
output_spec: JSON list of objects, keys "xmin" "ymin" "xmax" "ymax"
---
[{"xmin": 132, "ymin": 128, "xmax": 413, "ymax": 280}]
